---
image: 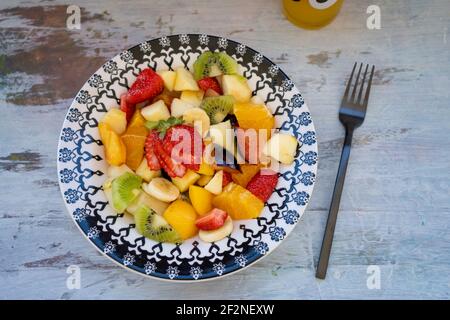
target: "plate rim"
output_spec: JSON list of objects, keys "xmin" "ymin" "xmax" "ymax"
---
[{"xmin": 57, "ymin": 34, "xmax": 318, "ymax": 282}]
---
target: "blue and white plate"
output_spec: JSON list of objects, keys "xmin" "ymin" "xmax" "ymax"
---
[{"xmin": 57, "ymin": 34, "xmax": 318, "ymax": 281}]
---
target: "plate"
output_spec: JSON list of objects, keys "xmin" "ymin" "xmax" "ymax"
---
[{"xmin": 57, "ymin": 34, "xmax": 318, "ymax": 281}]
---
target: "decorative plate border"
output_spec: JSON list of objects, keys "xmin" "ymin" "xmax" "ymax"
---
[{"xmin": 57, "ymin": 34, "xmax": 318, "ymax": 281}]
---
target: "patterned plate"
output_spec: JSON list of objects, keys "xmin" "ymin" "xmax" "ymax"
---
[{"xmin": 57, "ymin": 34, "xmax": 318, "ymax": 281}]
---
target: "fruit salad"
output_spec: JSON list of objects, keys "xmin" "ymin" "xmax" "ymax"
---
[{"xmin": 99, "ymin": 51, "xmax": 300, "ymax": 244}]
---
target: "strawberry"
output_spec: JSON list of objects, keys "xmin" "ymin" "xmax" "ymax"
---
[
  {"xmin": 126, "ymin": 68, "xmax": 164, "ymax": 105},
  {"xmin": 197, "ymin": 77, "xmax": 222, "ymax": 95},
  {"xmin": 196, "ymin": 208, "xmax": 228, "ymax": 231},
  {"xmin": 120, "ymin": 94, "xmax": 136, "ymax": 123},
  {"xmin": 145, "ymin": 130, "xmax": 186, "ymax": 177},
  {"xmin": 145, "ymin": 131, "xmax": 162, "ymax": 171},
  {"xmin": 163, "ymin": 124, "xmax": 204, "ymax": 171},
  {"xmin": 155, "ymin": 137, "xmax": 186, "ymax": 178},
  {"xmin": 246, "ymin": 169, "xmax": 278, "ymax": 202},
  {"xmin": 222, "ymin": 171, "xmax": 232, "ymax": 187}
]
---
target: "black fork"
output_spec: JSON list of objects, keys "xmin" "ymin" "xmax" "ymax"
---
[{"xmin": 316, "ymin": 63, "xmax": 375, "ymax": 279}]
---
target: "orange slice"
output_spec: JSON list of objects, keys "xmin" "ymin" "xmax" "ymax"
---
[
  {"xmin": 121, "ymin": 126, "xmax": 148, "ymax": 170},
  {"xmin": 231, "ymin": 164, "xmax": 261, "ymax": 188},
  {"xmin": 234, "ymin": 102, "xmax": 275, "ymax": 134},
  {"xmin": 99, "ymin": 122, "xmax": 126, "ymax": 166},
  {"xmin": 212, "ymin": 183, "xmax": 264, "ymax": 220}
]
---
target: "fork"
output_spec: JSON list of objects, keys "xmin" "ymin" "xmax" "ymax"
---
[{"xmin": 315, "ymin": 62, "xmax": 375, "ymax": 279}]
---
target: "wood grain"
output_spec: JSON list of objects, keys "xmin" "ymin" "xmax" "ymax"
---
[{"xmin": 0, "ymin": 0, "xmax": 449, "ymax": 299}]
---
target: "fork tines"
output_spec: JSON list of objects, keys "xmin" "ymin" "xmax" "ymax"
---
[{"xmin": 343, "ymin": 62, "xmax": 375, "ymax": 108}]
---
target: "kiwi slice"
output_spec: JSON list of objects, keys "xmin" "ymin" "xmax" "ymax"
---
[
  {"xmin": 134, "ymin": 205, "xmax": 181, "ymax": 243},
  {"xmin": 193, "ymin": 51, "xmax": 238, "ymax": 80},
  {"xmin": 215, "ymin": 52, "xmax": 238, "ymax": 75},
  {"xmin": 193, "ymin": 51, "xmax": 216, "ymax": 80},
  {"xmin": 111, "ymin": 172, "xmax": 142, "ymax": 212},
  {"xmin": 201, "ymin": 95, "xmax": 234, "ymax": 124}
]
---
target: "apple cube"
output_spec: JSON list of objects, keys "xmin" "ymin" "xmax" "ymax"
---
[
  {"xmin": 157, "ymin": 70, "xmax": 176, "ymax": 91},
  {"xmin": 101, "ymin": 108, "xmax": 127, "ymax": 135},
  {"xmin": 222, "ymin": 75, "xmax": 252, "ymax": 103},
  {"xmin": 262, "ymin": 133, "xmax": 299, "ymax": 165},
  {"xmin": 204, "ymin": 170, "xmax": 223, "ymax": 195},
  {"xmin": 209, "ymin": 120, "xmax": 234, "ymax": 154},
  {"xmin": 107, "ymin": 164, "xmax": 133, "ymax": 180},
  {"xmin": 170, "ymin": 98, "xmax": 195, "ymax": 117},
  {"xmin": 174, "ymin": 67, "xmax": 199, "ymax": 91},
  {"xmin": 140, "ymin": 100, "xmax": 170, "ymax": 122},
  {"xmin": 180, "ymin": 90, "xmax": 204, "ymax": 107}
]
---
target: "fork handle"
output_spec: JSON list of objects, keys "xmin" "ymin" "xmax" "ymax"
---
[{"xmin": 316, "ymin": 128, "xmax": 354, "ymax": 279}]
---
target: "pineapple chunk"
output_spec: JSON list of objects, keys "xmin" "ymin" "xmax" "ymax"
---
[
  {"xmin": 135, "ymin": 158, "xmax": 161, "ymax": 182},
  {"xmin": 180, "ymin": 90, "xmax": 204, "ymax": 107},
  {"xmin": 171, "ymin": 170, "xmax": 201, "ymax": 192},
  {"xmin": 170, "ymin": 98, "xmax": 195, "ymax": 117},
  {"xmin": 196, "ymin": 161, "xmax": 215, "ymax": 176},
  {"xmin": 157, "ymin": 70, "xmax": 176, "ymax": 91},
  {"xmin": 101, "ymin": 108, "xmax": 127, "ymax": 135},
  {"xmin": 263, "ymin": 133, "xmax": 299, "ymax": 165},
  {"xmin": 174, "ymin": 68, "xmax": 199, "ymax": 91},
  {"xmin": 204, "ymin": 170, "xmax": 223, "ymax": 195},
  {"xmin": 141, "ymin": 100, "xmax": 170, "ymax": 122},
  {"xmin": 222, "ymin": 75, "xmax": 252, "ymax": 103}
]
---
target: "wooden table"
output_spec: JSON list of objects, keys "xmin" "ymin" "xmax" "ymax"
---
[{"xmin": 1, "ymin": 0, "xmax": 449, "ymax": 299}]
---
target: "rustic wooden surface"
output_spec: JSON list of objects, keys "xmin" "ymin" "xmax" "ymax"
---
[{"xmin": 1, "ymin": 0, "xmax": 449, "ymax": 300}]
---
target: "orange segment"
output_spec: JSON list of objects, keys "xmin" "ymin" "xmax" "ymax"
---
[
  {"xmin": 98, "ymin": 122, "xmax": 126, "ymax": 166},
  {"xmin": 163, "ymin": 199, "xmax": 198, "ymax": 240},
  {"xmin": 212, "ymin": 183, "xmax": 264, "ymax": 220},
  {"xmin": 234, "ymin": 102, "xmax": 274, "ymax": 134},
  {"xmin": 121, "ymin": 126, "xmax": 148, "ymax": 170},
  {"xmin": 231, "ymin": 164, "xmax": 261, "ymax": 188},
  {"xmin": 128, "ymin": 109, "xmax": 146, "ymax": 129}
]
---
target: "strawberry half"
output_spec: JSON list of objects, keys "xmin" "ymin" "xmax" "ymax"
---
[
  {"xmin": 163, "ymin": 124, "xmax": 204, "ymax": 171},
  {"xmin": 155, "ymin": 137, "xmax": 186, "ymax": 178},
  {"xmin": 145, "ymin": 130, "xmax": 186, "ymax": 177},
  {"xmin": 126, "ymin": 68, "xmax": 164, "ymax": 105},
  {"xmin": 222, "ymin": 171, "xmax": 232, "ymax": 187},
  {"xmin": 145, "ymin": 131, "xmax": 162, "ymax": 171},
  {"xmin": 196, "ymin": 208, "xmax": 228, "ymax": 231},
  {"xmin": 197, "ymin": 77, "xmax": 222, "ymax": 95},
  {"xmin": 120, "ymin": 94, "xmax": 136, "ymax": 123},
  {"xmin": 246, "ymin": 169, "xmax": 278, "ymax": 202}
]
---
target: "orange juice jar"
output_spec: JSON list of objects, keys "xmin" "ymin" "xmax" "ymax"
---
[{"xmin": 283, "ymin": 0, "xmax": 344, "ymax": 29}]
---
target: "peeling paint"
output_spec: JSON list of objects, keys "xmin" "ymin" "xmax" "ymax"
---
[
  {"xmin": 307, "ymin": 50, "xmax": 341, "ymax": 68},
  {"xmin": 0, "ymin": 151, "xmax": 43, "ymax": 172},
  {"xmin": 0, "ymin": 5, "xmax": 113, "ymax": 106},
  {"xmin": 373, "ymin": 67, "xmax": 415, "ymax": 85}
]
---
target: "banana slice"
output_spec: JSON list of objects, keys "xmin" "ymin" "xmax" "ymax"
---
[
  {"xmin": 183, "ymin": 108, "xmax": 210, "ymax": 137},
  {"xmin": 199, "ymin": 216, "xmax": 233, "ymax": 243},
  {"xmin": 143, "ymin": 178, "xmax": 180, "ymax": 202}
]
